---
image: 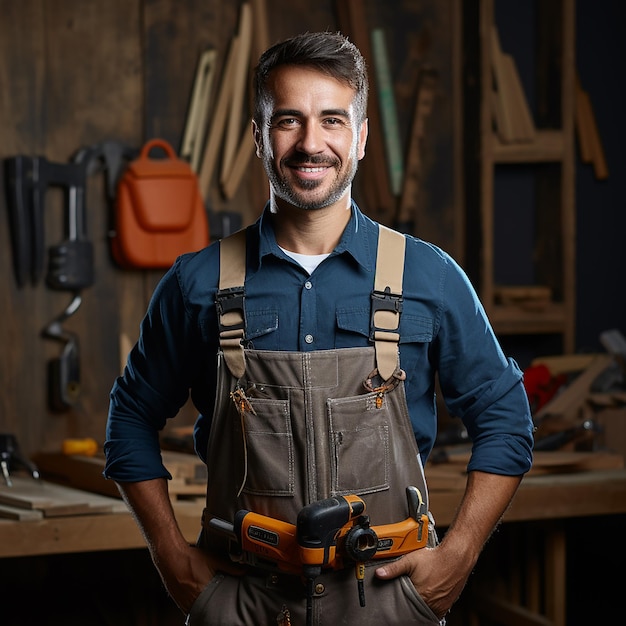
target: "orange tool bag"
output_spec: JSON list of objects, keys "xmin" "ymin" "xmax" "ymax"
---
[{"xmin": 111, "ymin": 138, "xmax": 209, "ymax": 269}]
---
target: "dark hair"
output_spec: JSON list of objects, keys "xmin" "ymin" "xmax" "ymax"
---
[{"xmin": 253, "ymin": 31, "xmax": 369, "ymax": 126}]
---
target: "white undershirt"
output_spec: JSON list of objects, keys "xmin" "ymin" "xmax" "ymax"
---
[{"xmin": 279, "ymin": 247, "xmax": 330, "ymax": 275}]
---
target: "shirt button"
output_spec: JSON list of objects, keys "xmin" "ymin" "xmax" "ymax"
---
[
  {"xmin": 304, "ymin": 281, "xmax": 312, "ymax": 289},
  {"xmin": 305, "ymin": 334, "xmax": 314, "ymax": 344}
]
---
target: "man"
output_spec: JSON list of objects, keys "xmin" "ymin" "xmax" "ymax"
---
[{"xmin": 105, "ymin": 31, "xmax": 533, "ymax": 625}]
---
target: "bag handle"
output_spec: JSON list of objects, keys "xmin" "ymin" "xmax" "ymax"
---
[{"xmin": 139, "ymin": 138, "xmax": 178, "ymax": 161}]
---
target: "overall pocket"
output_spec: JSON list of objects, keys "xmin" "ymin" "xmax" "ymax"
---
[
  {"xmin": 239, "ymin": 397, "xmax": 294, "ymax": 496},
  {"xmin": 327, "ymin": 392, "xmax": 391, "ymax": 495}
]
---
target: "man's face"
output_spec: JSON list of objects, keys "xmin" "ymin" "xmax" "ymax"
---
[{"xmin": 254, "ymin": 65, "xmax": 368, "ymax": 211}]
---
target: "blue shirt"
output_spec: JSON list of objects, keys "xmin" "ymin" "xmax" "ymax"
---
[{"xmin": 104, "ymin": 203, "xmax": 533, "ymax": 482}]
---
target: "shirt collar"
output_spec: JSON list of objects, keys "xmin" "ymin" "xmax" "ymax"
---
[{"xmin": 254, "ymin": 200, "xmax": 374, "ymax": 272}]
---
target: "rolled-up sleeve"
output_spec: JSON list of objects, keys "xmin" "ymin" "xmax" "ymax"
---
[
  {"xmin": 104, "ymin": 260, "xmax": 202, "ymax": 482},
  {"xmin": 436, "ymin": 255, "xmax": 534, "ymax": 475}
]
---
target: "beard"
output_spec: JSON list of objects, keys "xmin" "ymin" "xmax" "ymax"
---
[{"xmin": 262, "ymin": 152, "xmax": 359, "ymax": 210}]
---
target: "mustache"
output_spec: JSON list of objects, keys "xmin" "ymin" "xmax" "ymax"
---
[{"xmin": 284, "ymin": 154, "xmax": 339, "ymax": 167}]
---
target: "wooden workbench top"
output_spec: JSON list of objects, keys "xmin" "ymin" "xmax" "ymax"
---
[{"xmin": 1, "ymin": 466, "xmax": 625, "ymax": 559}]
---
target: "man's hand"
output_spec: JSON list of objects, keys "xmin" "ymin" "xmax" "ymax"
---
[
  {"xmin": 155, "ymin": 542, "xmax": 216, "ymax": 613},
  {"xmin": 374, "ymin": 543, "xmax": 473, "ymax": 619},
  {"xmin": 115, "ymin": 478, "xmax": 233, "ymax": 613},
  {"xmin": 376, "ymin": 471, "xmax": 523, "ymax": 619}
]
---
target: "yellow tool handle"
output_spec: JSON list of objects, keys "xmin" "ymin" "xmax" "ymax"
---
[{"xmin": 62, "ymin": 438, "xmax": 98, "ymax": 456}]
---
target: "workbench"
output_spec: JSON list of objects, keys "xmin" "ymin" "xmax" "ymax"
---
[{"xmin": 1, "ymin": 467, "xmax": 625, "ymax": 625}]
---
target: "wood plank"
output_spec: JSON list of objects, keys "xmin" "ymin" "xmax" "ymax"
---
[
  {"xmin": 221, "ymin": 0, "xmax": 270, "ymax": 201},
  {"xmin": 0, "ymin": 503, "xmax": 43, "ymax": 521},
  {"xmin": 432, "ymin": 449, "xmax": 624, "ymax": 473},
  {"xmin": 575, "ymin": 74, "xmax": 609, "ymax": 180},
  {"xmin": 220, "ymin": 2, "xmax": 253, "ymax": 188},
  {"xmin": 397, "ymin": 67, "xmax": 438, "ymax": 230},
  {"xmin": 198, "ymin": 35, "xmax": 241, "ymax": 199},
  {"xmin": 180, "ymin": 49, "xmax": 218, "ymax": 172},
  {"xmin": 0, "ymin": 500, "xmax": 204, "ymax": 558},
  {"xmin": 34, "ymin": 450, "xmax": 207, "ymax": 499},
  {"xmin": 0, "ymin": 476, "xmax": 127, "ymax": 517},
  {"xmin": 33, "ymin": 452, "xmax": 121, "ymax": 498}
]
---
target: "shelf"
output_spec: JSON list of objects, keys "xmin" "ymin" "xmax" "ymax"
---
[
  {"xmin": 493, "ymin": 129, "xmax": 565, "ymax": 163},
  {"xmin": 467, "ymin": 0, "xmax": 576, "ymax": 354},
  {"xmin": 490, "ymin": 302, "xmax": 568, "ymax": 336}
]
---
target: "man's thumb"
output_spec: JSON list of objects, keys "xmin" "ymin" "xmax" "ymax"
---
[{"xmin": 375, "ymin": 558, "xmax": 408, "ymax": 580}]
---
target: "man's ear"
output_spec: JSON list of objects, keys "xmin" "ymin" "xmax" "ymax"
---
[
  {"xmin": 252, "ymin": 120, "xmax": 262, "ymax": 158},
  {"xmin": 357, "ymin": 118, "xmax": 369, "ymax": 160}
]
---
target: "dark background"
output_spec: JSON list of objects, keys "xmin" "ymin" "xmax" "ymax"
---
[
  {"xmin": 574, "ymin": 0, "xmax": 625, "ymax": 353},
  {"xmin": 0, "ymin": 1, "xmax": 624, "ymax": 624}
]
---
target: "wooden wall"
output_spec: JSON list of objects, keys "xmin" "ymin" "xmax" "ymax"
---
[{"xmin": 0, "ymin": 0, "xmax": 461, "ymax": 460}]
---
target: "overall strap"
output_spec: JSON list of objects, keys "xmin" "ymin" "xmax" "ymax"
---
[
  {"xmin": 371, "ymin": 225, "xmax": 406, "ymax": 381},
  {"xmin": 216, "ymin": 228, "xmax": 247, "ymax": 379},
  {"xmin": 217, "ymin": 224, "xmax": 406, "ymax": 381}
]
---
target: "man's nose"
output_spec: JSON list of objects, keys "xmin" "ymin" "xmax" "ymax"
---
[{"xmin": 296, "ymin": 122, "xmax": 324, "ymax": 155}]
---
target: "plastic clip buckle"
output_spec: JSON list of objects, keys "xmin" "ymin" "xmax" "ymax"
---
[
  {"xmin": 369, "ymin": 286, "xmax": 403, "ymax": 341},
  {"xmin": 216, "ymin": 286, "xmax": 245, "ymax": 333}
]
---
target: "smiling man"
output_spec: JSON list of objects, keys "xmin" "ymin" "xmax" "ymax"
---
[
  {"xmin": 257, "ymin": 64, "xmax": 366, "ymax": 216},
  {"xmin": 104, "ymin": 31, "xmax": 533, "ymax": 626}
]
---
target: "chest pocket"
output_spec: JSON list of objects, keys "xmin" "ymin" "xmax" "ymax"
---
[
  {"xmin": 337, "ymin": 308, "xmax": 434, "ymax": 343},
  {"xmin": 336, "ymin": 308, "xmax": 370, "ymax": 345},
  {"xmin": 245, "ymin": 310, "xmax": 279, "ymax": 347}
]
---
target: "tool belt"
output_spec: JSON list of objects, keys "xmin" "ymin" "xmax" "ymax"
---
[
  {"xmin": 204, "ymin": 488, "xmax": 428, "ymax": 575},
  {"xmin": 203, "ymin": 489, "xmax": 429, "ymax": 625}
]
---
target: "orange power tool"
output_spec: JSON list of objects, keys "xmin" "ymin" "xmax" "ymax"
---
[{"xmin": 208, "ymin": 486, "xmax": 429, "ymax": 619}]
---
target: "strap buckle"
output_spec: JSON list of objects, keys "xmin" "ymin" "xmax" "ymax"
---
[
  {"xmin": 216, "ymin": 286, "xmax": 245, "ymax": 333},
  {"xmin": 369, "ymin": 286, "xmax": 403, "ymax": 341}
]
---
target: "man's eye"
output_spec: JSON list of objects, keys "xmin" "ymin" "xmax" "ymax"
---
[
  {"xmin": 276, "ymin": 118, "xmax": 298, "ymax": 127},
  {"xmin": 324, "ymin": 118, "xmax": 343, "ymax": 126}
]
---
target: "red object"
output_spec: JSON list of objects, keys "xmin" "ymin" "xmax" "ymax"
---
[{"xmin": 523, "ymin": 364, "xmax": 568, "ymax": 413}]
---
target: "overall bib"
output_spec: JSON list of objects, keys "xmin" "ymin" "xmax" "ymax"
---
[{"xmin": 188, "ymin": 227, "xmax": 442, "ymax": 626}]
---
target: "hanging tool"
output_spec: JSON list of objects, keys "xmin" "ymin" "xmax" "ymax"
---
[
  {"xmin": 5, "ymin": 141, "xmax": 135, "ymax": 411},
  {"xmin": 4, "ymin": 140, "xmax": 135, "ymax": 288},
  {"xmin": 38, "ymin": 148, "xmax": 94, "ymax": 411},
  {"xmin": 4, "ymin": 156, "xmax": 34, "ymax": 287},
  {"xmin": 4, "ymin": 154, "xmax": 90, "ymax": 288},
  {"xmin": 0, "ymin": 434, "xmax": 40, "ymax": 487},
  {"xmin": 42, "ymin": 292, "xmax": 84, "ymax": 411}
]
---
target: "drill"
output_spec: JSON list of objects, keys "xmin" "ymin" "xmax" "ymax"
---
[{"xmin": 208, "ymin": 486, "xmax": 429, "ymax": 621}]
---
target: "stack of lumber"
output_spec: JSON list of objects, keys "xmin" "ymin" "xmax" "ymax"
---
[
  {"xmin": 490, "ymin": 26, "xmax": 535, "ymax": 144},
  {"xmin": 426, "ymin": 449, "xmax": 625, "ymax": 493},
  {"xmin": 0, "ymin": 475, "xmax": 128, "ymax": 521},
  {"xmin": 32, "ymin": 450, "xmax": 207, "ymax": 502}
]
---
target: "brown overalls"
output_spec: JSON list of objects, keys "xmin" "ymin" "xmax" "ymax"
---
[{"xmin": 188, "ymin": 227, "xmax": 443, "ymax": 625}]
